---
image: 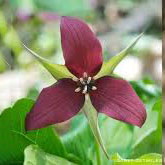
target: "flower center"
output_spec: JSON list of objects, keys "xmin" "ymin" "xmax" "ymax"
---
[{"xmin": 72, "ymin": 72, "xmax": 97, "ymax": 94}]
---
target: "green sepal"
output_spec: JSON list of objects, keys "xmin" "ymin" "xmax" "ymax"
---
[
  {"xmin": 95, "ymin": 33, "xmax": 143, "ymax": 79},
  {"xmin": 23, "ymin": 44, "xmax": 74, "ymax": 80},
  {"xmin": 83, "ymin": 95, "xmax": 109, "ymax": 160}
]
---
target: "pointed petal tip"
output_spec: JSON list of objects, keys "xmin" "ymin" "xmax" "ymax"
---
[
  {"xmin": 60, "ymin": 15, "xmax": 65, "ymax": 22},
  {"xmin": 138, "ymin": 109, "xmax": 147, "ymax": 128},
  {"xmin": 61, "ymin": 16, "xmax": 68, "ymax": 19},
  {"xmin": 61, "ymin": 15, "xmax": 75, "ymax": 21},
  {"xmin": 60, "ymin": 16, "xmax": 71, "ymax": 25}
]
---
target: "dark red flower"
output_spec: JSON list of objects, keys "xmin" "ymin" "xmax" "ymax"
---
[{"xmin": 26, "ymin": 16, "xmax": 146, "ymax": 131}]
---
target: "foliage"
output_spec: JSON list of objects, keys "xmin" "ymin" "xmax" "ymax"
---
[
  {"xmin": 0, "ymin": 99, "xmax": 80, "ymax": 164},
  {"xmin": 0, "ymin": 79, "xmax": 161, "ymax": 164},
  {"xmin": 24, "ymin": 145, "xmax": 77, "ymax": 165}
]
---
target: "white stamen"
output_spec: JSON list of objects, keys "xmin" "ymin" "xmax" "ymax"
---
[
  {"xmin": 72, "ymin": 77, "xmax": 79, "ymax": 82},
  {"xmin": 80, "ymin": 78, "xmax": 85, "ymax": 84},
  {"xmin": 82, "ymin": 85, "xmax": 88, "ymax": 94},
  {"xmin": 80, "ymin": 77, "xmax": 83, "ymax": 82},
  {"xmin": 83, "ymin": 72, "xmax": 88, "ymax": 78},
  {"xmin": 87, "ymin": 77, "xmax": 92, "ymax": 84},
  {"xmin": 92, "ymin": 86, "xmax": 97, "ymax": 90},
  {"xmin": 92, "ymin": 77, "xmax": 96, "ymax": 80},
  {"xmin": 75, "ymin": 87, "xmax": 81, "ymax": 92}
]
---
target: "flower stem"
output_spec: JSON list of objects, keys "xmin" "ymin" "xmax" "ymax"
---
[
  {"xmin": 95, "ymin": 141, "xmax": 101, "ymax": 165},
  {"xmin": 83, "ymin": 95, "xmax": 109, "ymax": 162}
]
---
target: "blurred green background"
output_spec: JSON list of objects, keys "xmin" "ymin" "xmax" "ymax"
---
[
  {"xmin": 0, "ymin": 0, "xmax": 162, "ymax": 164},
  {"xmin": 0, "ymin": 0, "xmax": 161, "ymax": 108}
]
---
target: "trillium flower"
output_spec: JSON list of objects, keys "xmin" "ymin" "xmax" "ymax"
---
[{"xmin": 25, "ymin": 16, "xmax": 146, "ymax": 131}]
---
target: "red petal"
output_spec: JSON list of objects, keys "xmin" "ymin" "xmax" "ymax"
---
[
  {"xmin": 26, "ymin": 79, "xmax": 85, "ymax": 130},
  {"xmin": 60, "ymin": 16, "xmax": 103, "ymax": 78},
  {"xmin": 90, "ymin": 76, "xmax": 146, "ymax": 127}
]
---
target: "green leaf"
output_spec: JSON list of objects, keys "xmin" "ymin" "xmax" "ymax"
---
[
  {"xmin": 101, "ymin": 116, "xmax": 133, "ymax": 158},
  {"xmin": 131, "ymin": 98, "xmax": 162, "ymax": 158},
  {"xmin": 83, "ymin": 96, "xmax": 110, "ymax": 160},
  {"xmin": 24, "ymin": 145, "xmax": 77, "ymax": 165},
  {"xmin": 95, "ymin": 33, "xmax": 143, "ymax": 79},
  {"xmin": 23, "ymin": 44, "xmax": 73, "ymax": 80},
  {"xmin": 112, "ymin": 153, "xmax": 162, "ymax": 165},
  {"xmin": 152, "ymin": 98, "xmax": 162, "ymax": 136},
  {"xmin": 0, "ymin": 98, "xmax": 69, "ymax": 164},
  {"xmin": 89, "ymin": 115, "xmax": 134, "ymax": 165},
  {"xmin": 130, "ymin": 80, "xmax": 161, "ymax": 99},
  {"xmin": 62, "ymin": 114, "xmax": 93, "ymax": 165}
]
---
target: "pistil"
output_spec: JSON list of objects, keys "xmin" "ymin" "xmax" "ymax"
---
[
  {"xmin": 82, "ymin": 85, "xmax": 88, "ymax": 94},
  {"xmin": 73, "ymin": 72, "xmax": 97, "ymax": 94}
]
